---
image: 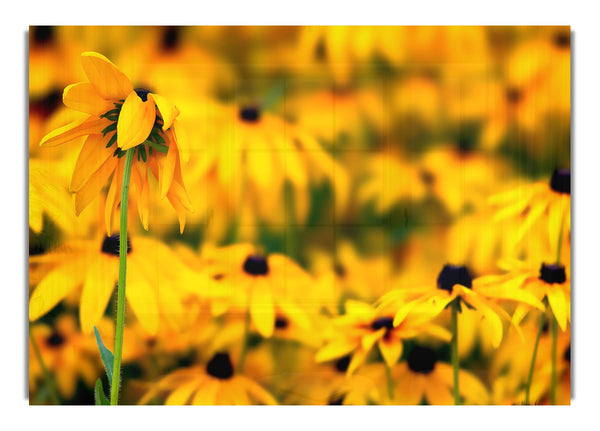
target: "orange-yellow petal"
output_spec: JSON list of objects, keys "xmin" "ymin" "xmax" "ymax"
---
[
  {"xmin": 79, "ymin": 255, "xmax": 118, "ymax": 334},
  {"xmin": 81, "ymin": 52, "xmax": 133, "ymax": 101},
  {"xmin": 546, "ymin": 283, "xmax": 568, "ymax": 331},
  {"xmin": 117, "ymin": 92, "xmax": 155, "ymax": 150},
  {"xmin": 148, "ymin": 93, "xmax": 178, "ymax": 131},
  {"xmin": 63, "ymin": 82, "xmax": 112, "ymax": 116},
  {"xmin": 158, "ymin": 139, "xmax": 177, "ymax": 199},
  {"xmin": 70, "ymin": 134, "xmax": 114, "ymax": 192},
  {"xmin": 378, "ymin": 337, "xmax": 403, "ymax": 368},
  {"xmin": 250, "ymin": 278, "xmax": 275, "ymax": 338},
  {"xmin": 40, "ymin": 116, "xmax": 110, "ymax": 147},
  {"xmin": 74, "ymin": 155, "xmax": 117, "ymax": 216}
]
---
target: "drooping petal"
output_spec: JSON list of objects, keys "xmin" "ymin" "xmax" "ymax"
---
[
  {"xmin": 74, "ymin": 155, "xmax": 117, "ymax": 216},
  {"xmin": 70, "ymin": 134, "xmax": 114, "ymax": 192},
  {"xmin": 117, "ymin": 92, "xmax": 155, "ymax": 150},
  {"xmin": 250, "ymin": 278, "xmax": 275, "ymax": 338},
  {"xmin": 29, "ymin": 258, "xmax": 84, "ymax": 321},
  {"xmin": 361, "ymin": 328, "xmax": 385, "ymax": 350},
  {"xmin": 104, "ymin": 159, "xmax": 123, "ymax": 235},
  {"xmin": 40, "ymin": 116, "xmax": 110, "ymax": 147},
  {"xmin": 378, "ymin": 337, "xmax": 403, "ymax": 368},
  {"xmin": 63, "ymin": 82, "xmax": 113, "ymax": 116},
  {"xmin": 346, "ymin": 348, "xmax": 368, "ymax": 375},
  {"xmin": 79, "ymin": 255, "xmax": 118, "ymax": 334},
  {"xmin": 81, "ymin": 52, "xmax": 133, "ymax": 101},
  {"xmin": 546, "ymin": 283, "xmax": 568, "ymax": 331},
  {"xmin": 148, "ymin": 93, "xmax": 178, "ymax": 131},
  {"xmin": 158, "ymin": 138, "xmax": 177, "ymax": 199},
  {"xmin": 315, "ymin": 338, "xmax": 357, "ymax": 362}
]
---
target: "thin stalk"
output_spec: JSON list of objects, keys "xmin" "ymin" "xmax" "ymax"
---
[
  {"xmin": 451, "ymin": 300, "xmax": 460, "ymax": 405},
  {"xmin": 385, "ymin": 363, "xmax": 394, "ymax": 400},
  {"xmin": 550, "ymin": 315, "xmax": 558, "ymax": 404},
  {"xmin": 525, "ymin": 310, "xmax": 546, "ymax": 404},
  {"xmin": 29, "ymin": 326, "xmax": 60, "ymax": 404},
  {"xmin": 556, "ymin": 205, "xmax": 567, "ymax": 265},
  {"xmin": 237, "ymin": 309, "xmax": 251, "ymax": 373},
  {"xmin": 110, "ymin": 148, "xmax": 135, "ymax": 405}
]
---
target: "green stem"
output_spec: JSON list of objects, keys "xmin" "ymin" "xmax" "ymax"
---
[
  {"xmin": 451, "ymin": 300, "xmax": 460, "ymax": 405},
  {"xmin": 550, "ymin": 315, "xmax": 558, "ymax": 404},
  {"xmin": 556, "ymin": 207, "xmax": 566, "ymax": 265},
  {"xmin": 385, "ymin": 363, "xmax": 394, "ymax": 401},
  {"xmin": 29, "ymin": 326, "xmax": 60, "ymax": 404},
  {"xmin": 110, "ymin": 148, "xmax": 135, "ymax": 405},
  {"xmin": 525, "ymin": 310, "xmax": 545, "ymax": 405},
  {"xmin": 237, "ymin": 309, "xmax": 251, "ymax": 373}
]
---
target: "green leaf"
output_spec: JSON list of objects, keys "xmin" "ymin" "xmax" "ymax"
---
[
  {"xmin": 105, "ymin": 132, "xmax": 118, "ymax": 148},
  {"xmin": 144, "ymin": 139, "xmax": 169, "ymax": 153},
  {"xmin": 93, "ymin": 326, "xmax": 114, "ymax": 383},
  {"xmin": 94, "ymin": 379, "xmax": 110, "ymax": 406},
  {"xmin": 101, "ymin": 122, "xmax": 117, "ymax": 136}
]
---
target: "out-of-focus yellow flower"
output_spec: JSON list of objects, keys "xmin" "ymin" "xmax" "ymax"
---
[
  {"xmin": 29, "ymin": 314, "xmax": 104, "ymax": 401},
  {"xmin": 29, "ymin": 235, "xmax": 198, "ymax": 335},
  {"xmin": 379, "ymin": 264, "xmax": 544, "ymax": 348},
  {"xmin": 387, "ymin": 345, "xmax": 490, "ymax": 405},
  {"xmin": 316, "ymin": 299, "xmax": 450, "ymax": 374},
  {"xmin": 138, "ymin": 352, "xmax": 277, "ymax": 405},
  {"xmin": 192, "ymin": 244, "xmax": 316, "ymax": 339},
  {"xmin": 39, "ymin": 51, "xmax": 192, "ymax": 234},
  {"xmin": 489, "ymin": 169, "xmax": 570, "ymax": 257}
]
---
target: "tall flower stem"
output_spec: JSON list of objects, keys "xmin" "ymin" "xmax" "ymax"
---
[
  {"xmin": 525, "ymin": 309, "xmax": 546, "ymax": 404},
  {"xmin": 451, "ymin": 300, "xmax": 460, "ymax": 405},
  {"xmin": 110, "ymin": 148, "xmax": 135, "ymax": 405},
  {"xmin": 29, "ymin": 326, "xmax": 60, "ymax": 404},
  {"xmin": 385, "ymin": 363, "xmax": 394, "ymax": 400}
]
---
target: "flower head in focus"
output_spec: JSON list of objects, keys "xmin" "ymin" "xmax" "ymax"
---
[{"xmin": 39, "ymin": 52, "xmax": 192, "ymax": 234}]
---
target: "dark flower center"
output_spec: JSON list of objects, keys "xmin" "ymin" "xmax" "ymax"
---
[
  {"xmin": 420, "ymin": 169, "xmax": 435, "ymax": 187},
  {"xmin": 45, "ymin": 332, "xmax": 65, "ymax": 348},
  {"xmin": 553, "ymin": 31, "xmax": 570, "ymax": 49},
  {"xmin": 506, "ymin": 87, "xmax": 523, "ymax": 105},
  {"xmin": 334, "ymin": 355, "xmax": 351, "ymax": 373},
  {"xmin": 539, "ymin": 263, "xmax": 566, "ymax": 284},
  {"xmin": 242, "ymin": 254, "xmax": 269, "ymax": 276},
  {"xmin": 239, "ymin": 106, "xmax": 261, "ymax": 123},
  {"xmin": 31, "ymin": 88, "xmax": 63, "ymax": 118},
  {"xmin": 549, "ymin": 168, "xmax": 571, "ymax": 194},
  {"xmin": 371, "ymin": 317, "xmax": 394, "ymax": 332},
  {"xmin": 437, "ymin": 264, "xmax": 472, "ymax": 292},
  {"xmin": 328, "ymin": 393, "xmax": 345, "ymax": 405},
  {"xmin": 563, "ymin": 344, "xmax": 571, "ymax": 362},
  {"xmin": 275, "ymin": 316, "xmax": 289, "ymax": 329},
  {"xmin": 29, "ymin": 243, "xmax": 46, "ymax": 256},
  {"xmin": 161, "ymin": 26, "xmax": 181, "ymax": 51},
  {"xmin": 134, "ymin": 88, "xmax": 152, "ymax": 102},
  {"xmin": 101, "ymin": 234, "xmax": 132, "ymax": 256},
  {"xmin": 32, "ymin": 26, "xmax": 54, "ymax": 46},
  {"xmin": 206, "ymin": 352, "xmax": 234, "ymax": 379},
  {"xmin": 407, "ymin": 346, "xmax": 437, "ymax": 374},
  {"xmin": 334, "ymin": 262, "xmax": 347, "ymax": 278},
  {"xmin": 212, "ymin": 273, "xmax": 225, "ymax": 281}
]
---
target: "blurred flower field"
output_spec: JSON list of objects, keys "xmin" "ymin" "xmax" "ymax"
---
[{"xmin": 28, "ymin": 25, "xmax": 570, "ymax": 405}]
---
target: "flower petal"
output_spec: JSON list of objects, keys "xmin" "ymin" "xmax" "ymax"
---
[
  {"xmin": 40, "ymin": 116, "xmax": 109, "ymax": 147},
  {"xmin": 81, "ymin": 52, "xmax": 133, "ymax": 100},
  {"xmin": 70, "ymin": 134, "xmax": 115, "ymax": 192},
  {"xmin": 546, "ymin": 283, "xmax": 568, "ymax": 331},
  {"xmin": 378, "ymin": 337, "xmax": 403, "ymax": 368},
  {"xmin": 79, "ymin": 256, "xmax": 117, "ymax": 334},
  {"xmin": 158, "ymin": 137, "xmax": 177, "ymax": 199},
  {"xmin": 148, "ymin": 93, "xmax": 178, "ymax": 131},
  {"xmin": 315, "ymin": 338, "xmax": 357, "ymax": 362},
  {"xmin": 63, "ymin": 82, "xmax": 113, "ymax": 116},
  {"xmin": 117, "ymin": 92, "xmax": 155, "ymax": 150},
  {"xmin": 126, "ymin": 257, "xmax": 159, "ymax": 335},
  {"xmin": 165, "ymin": 380, "xmax": 200, "ymax": 406},
  {"xmin": 250, "ymin": 277, "xmax": 275, "ymax": 338},
  {"xmin": 240, "ymin": 376, "xmax": 278, "ymax": 405},
  {"xmin": 75, "ymin": 155, "xmax": 117, "ymax": 216}
]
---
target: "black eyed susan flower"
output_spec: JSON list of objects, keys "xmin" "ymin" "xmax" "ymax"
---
[
  {"xmin": 138, "ymin": 352, "xmax": 277, "ymax": 405},
  {"xmin": 316, "ymin": 299, "xmax": 450, "ymax": 375},
  {"xmin": 489, "ymin": 168, "xmax": 571, "ymax": 256},
  {"xmin": 378, "ymin": 264, "xmax": 545, "ymax": 348},
  {"xmin": 39, "ymin": 51, "xmax": 192, "ymax": 234},
  {"xmin": 193, "ymin": 244, "xmax": 315, "ymax": 339},
  {"xmin": 29, "ymin": 235, "xmax": 197, "ymax": 336}
]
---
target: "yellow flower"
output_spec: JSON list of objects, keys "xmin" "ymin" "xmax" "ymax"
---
[
  {"xmin": 39, "ymin": 51, "xmax": 191, "ymax": 234},
  {"xmin": 138, "ymin": 352, "xmax": 277, "ymax": 405},
  {"xmin": 315, "ymin": 299, "xmax": 450, "ymax": 375},
  {"xmin": 29, "ymin": 314, "xmax": 105, "ymax": 402},
  {"xmin": 193, "ymin": 244, "xmax": 315, "ymax": 339},
  {"xmin": 29, "ymin": 235, "xmax": 197, "ymax": 335},
  {"xmin": 379, "ymin": 264, "xmax": 544, "ymax": 348},
  {"xmin": 489, "ymin": 169, "xmax": 571, "ymax": 258}
]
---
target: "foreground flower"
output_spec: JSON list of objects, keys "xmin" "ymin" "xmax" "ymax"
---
[
  {"xmin": 29, "ymin": 235, "xmax": 197, "ymax": 335},
  {"xmin": 138, "ymin": 352, "xmax": 277, "ymax": 405},
  {"xmin": 39, "ymin": 51, "xmax": 192, "ymax": 233},
  {"xmin": 316, "ymin": 299, "xmax": 450, "ymax": 375}
]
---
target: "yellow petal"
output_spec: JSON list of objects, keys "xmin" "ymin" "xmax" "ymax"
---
[
  {"xmin": 81, "ymin": 52, "xmax": 133, "ymax": 100},
  {"xmin": 346, "ymin": 348, "xmax": 368, "ymax": 375},
  {"xmin": 126, "ymin": 257, "xmax": 159, "ymax": 335},
  {"xmin": 424, "ymin": 377, "xmax": 454, "ymax": 405},
  {"xmin": 75, "ymin": 155, "xmax": 117, "ymax": 216},
  {"xmin": 70, "ymin": 134, "xmax": 114, "ymax": 192},
  {"xmin": 378, "ymin": 337, "xmax": 403, "ymax": 368},
  {"xmin": 79, "ymin": 256, "xmax": 117, "ymax": 334},
  {"xmin": 158, "ymin": 139, "xmax": 177, "ymax": 199},
  {"xmin": 165, "ymin": 380, "xmax": 200, "ymax": 406},
  {"xmin": 250, "ymin": 278, "xmax": 275, "ymax": 338},
  {"xmin": 104, "ymin": 160, "xmax": 123, "ymax": 235},
  {"xmin": 361, "ymin": 328, "xmax": 385, "ymax": 350},
  {"xmin": 315, "ymin": 338, "xmax": 357, "ymax": 362},
  {"xmin": 546, "ymin": 283, "xmax": 568, "ymax": 331},
  {"xmin": 190, "ymin": 378, "xmax": 219, "ymax": 405},
  {"xmin": 246, "ymin": 148, "xmax": 274, "ymax": 190},
  {"xmin": 29, "ymin": 259, "xmax": 83, "ymax": 321},
  {"xmin": 345, "ymin": 299, "xmax": 376, "ymax": 318},
  {"xmin": 40, "ymin": 116, "xmax": 109, "ymax": 147},
  {"xmin": 149, "ymin": 93, "xmax": 178, "ymax": 131},
  {"xmin": 240, "ymin": 376, "xmax": 278, "ymax": 405},
  {"xmin": 117, "ymin": 92, "xmax": 155, "ymax": 150},
  {"xmin": 63, "ymin": 82, "xmax": 112, "ymax": 116}
]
